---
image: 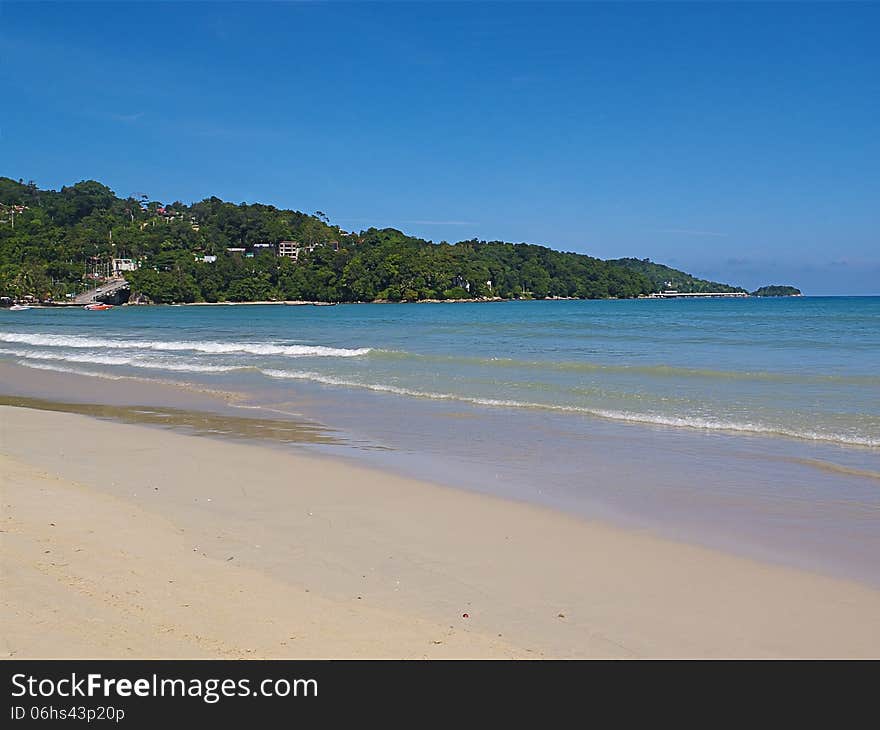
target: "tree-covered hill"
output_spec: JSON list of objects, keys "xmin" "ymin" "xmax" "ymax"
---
[
  {"xmin": 609, "ymin": 258, "xmax": 747, "ymax": 294},
  {"xmin": 0, "ymin": 176, "xmax": 743, "ymax": 304}
]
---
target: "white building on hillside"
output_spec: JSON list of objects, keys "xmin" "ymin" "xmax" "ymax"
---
[
  {"xmin": 278, "ymin": 240, "xmax": 317, "ymax": 261},
  {"xmin": 112, "ymin": 258, "xmax": 138, "ymax": 275}
]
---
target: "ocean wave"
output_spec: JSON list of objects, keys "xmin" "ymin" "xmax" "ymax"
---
[
  {"xmin": 6, "ymin": 354, "xmax": 877, "ymax": 447},
  {"xmin": 9, "ymin": 360, "xmax": 247, "ymax": 401},
  {"xmin": 0, "ymin": 332, "xmax": 370, "ymax": 358},
  {"xmin": 15, "ymin": 361, "xmax": 131, "ymax": 380},
  {"xmin": 0, "ymin": 348, "xmax": 241, "ymax": 374},
  {"xmin": 259, "ymin": 368, "xmax": 880, "ymax": 447}
]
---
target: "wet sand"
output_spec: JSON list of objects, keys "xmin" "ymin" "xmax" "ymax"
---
[{"xmin": 3, "ymin": 404, "xmax": 880, "ymax": 658}]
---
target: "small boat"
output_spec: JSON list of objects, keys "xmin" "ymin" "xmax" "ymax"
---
[
  {"xmin": 84, "ymin": 303, "xmax": 113, "ymax": 311},
  {"xmin": 9, "ymin": 304, "xmax": 31, "ymax": 311}
]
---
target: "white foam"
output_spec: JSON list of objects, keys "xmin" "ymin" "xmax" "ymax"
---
[{"xmin": 0, "ymin": 332, "xmax": 370, "ymax": 358}]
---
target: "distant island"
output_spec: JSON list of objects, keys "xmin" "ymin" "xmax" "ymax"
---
[
  {"xmin": 0, "ymin": 177, "xmax": 796, "ymax": 305},
  {"xmin": 750, "ymin": 285, "xmax": 802, "ymax": 297}
]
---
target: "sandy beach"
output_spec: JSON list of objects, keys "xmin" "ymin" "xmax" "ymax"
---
[{"xmin": 3, "ymin": 404, "xmax": 880, "ymax": 658}]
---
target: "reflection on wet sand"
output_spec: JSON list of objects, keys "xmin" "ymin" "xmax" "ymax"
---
[{"xmin": 0, "ymin": 395, "xmax": 341, "ymax": 447}]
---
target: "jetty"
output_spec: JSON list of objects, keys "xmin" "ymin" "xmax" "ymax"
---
[
  {"xmin": 38, "ymin": 278, "xmax": 132, "ymax": 307},
  {"xmin": 71, "ymin": 278, "xmax": 130, "ymax": 305},
  {"xmin": 646, "ymin": 290, "xmax": 749, "ymax": 299}
]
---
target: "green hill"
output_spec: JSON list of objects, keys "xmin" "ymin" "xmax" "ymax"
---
[
  {"xmin": 1, "ymin": 176, "xmax": 756, "ymax": 304},
  {"xmin": 608, "ymin": 258, "xmax": 747, "ymax": 294}
]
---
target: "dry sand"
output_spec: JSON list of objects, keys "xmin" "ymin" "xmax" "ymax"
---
[{"xmin": 2, "ymin": 405, "xmax": 880, "ymax": 658}]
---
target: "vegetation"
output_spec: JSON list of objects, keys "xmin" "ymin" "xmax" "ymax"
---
[
  {"xmin": 1, "ymin": 176, "xmax": 748, "ymax": 304},
  {"xmin": 751, "ymin": 285, "xmax": 801, "ymax": 297},
  {"xmin": 609, "ymin": 258, "xmax": 747, "ymax": 294}
]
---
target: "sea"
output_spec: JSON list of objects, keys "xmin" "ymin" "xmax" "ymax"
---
[{"xmin": 2, "ymin": 297, "xmax": 879, "ymax": 584}]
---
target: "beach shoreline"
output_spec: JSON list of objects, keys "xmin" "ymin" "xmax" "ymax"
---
[{"xmin": 3, "ymin": 403, "xmax": 880, "ymax": 658}]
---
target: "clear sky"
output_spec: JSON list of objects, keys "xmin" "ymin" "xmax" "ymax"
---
[{"xmin": 2, "ymin": 2, "xmax": 878, "ymax": 294}]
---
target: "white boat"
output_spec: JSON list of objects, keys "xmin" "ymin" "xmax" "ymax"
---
[{"xmin": 9, "ymin": 304, "xmax": 31, "ymax": 311}]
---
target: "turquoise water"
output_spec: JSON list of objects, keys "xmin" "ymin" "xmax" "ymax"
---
[
  {"xmin": 2, "ymin": 298, "xmax": 879, "ymax": 582},
  {"xmin": 2, "ymin": 297, "xmax": 878, "ymax": 447}
]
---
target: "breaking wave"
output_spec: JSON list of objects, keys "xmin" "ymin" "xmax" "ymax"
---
[
  {"xmin": 259, "ymin": 368, "xmax": 880, "ymax": 447},
  {"xmin": 0, "ymin": 332, "xmax": 370, "ymax": 358}
]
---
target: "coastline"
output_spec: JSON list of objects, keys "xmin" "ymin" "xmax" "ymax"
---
[
  {"xmin": 3, "ymin": 403, "xmax": 880, "ymax": 658},
  {"xmin": 9, "ymin": 290, "xmax": 818, "ymax": 310},
  {"xmin": 17, "ymin": 294, "xmax": 787, "ymax": 308}
]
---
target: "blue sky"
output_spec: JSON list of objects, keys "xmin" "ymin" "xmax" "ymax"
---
[{"xmin": 2, "ymin": 2, "xmax": 878, "ymax": 294}]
